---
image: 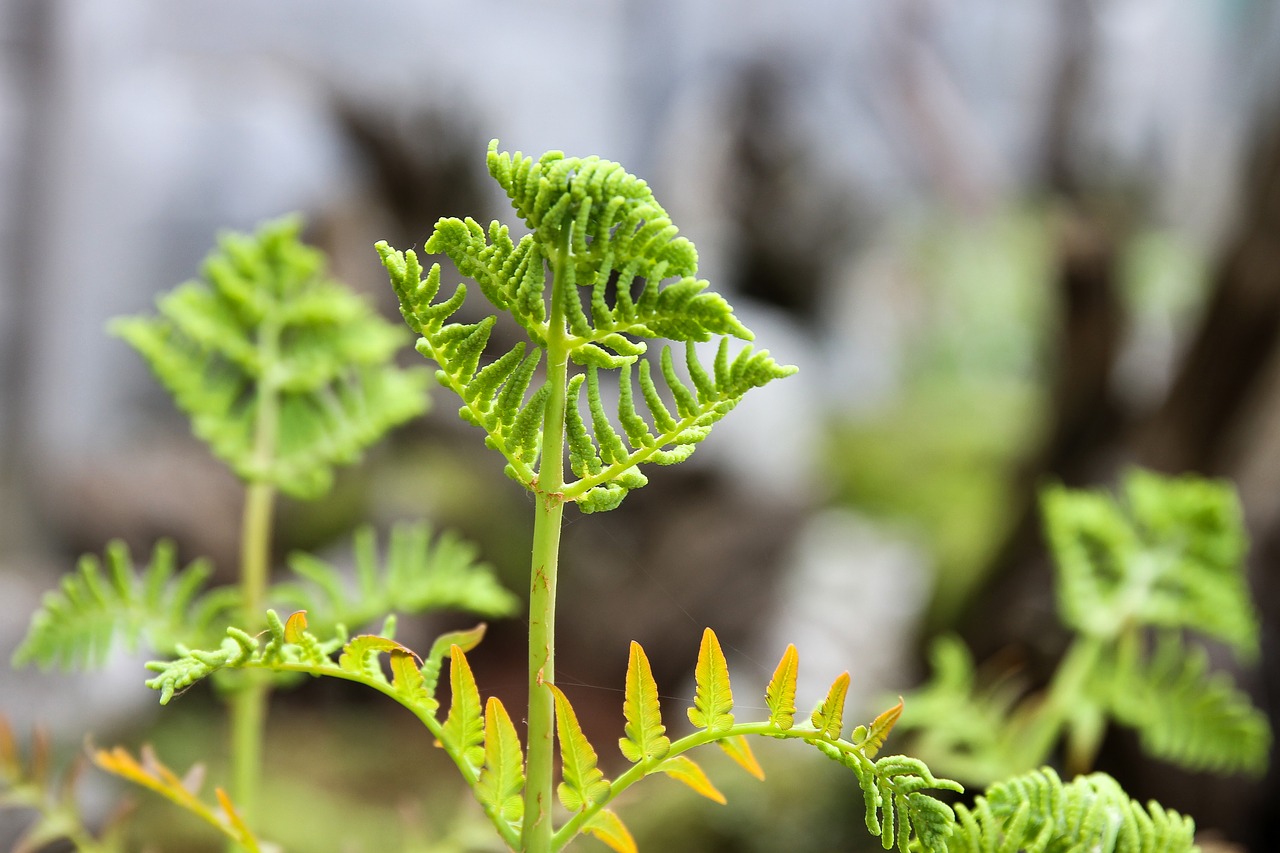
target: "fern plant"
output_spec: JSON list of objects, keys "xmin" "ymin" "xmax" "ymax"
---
[
  {"xmin": 896, "ymin": 469, "xmax": 1271, "ymax": 785},
  {"xmin": 130, "ymin": 140, "xmax": 980, "ymax": 853},
  {"xmin": 10, "ymin": 147, "xmax": 1215, "ymax": 853},
  {"xmin": 10, "ymin": 218, "xmax": 517, "ymax": 845}
]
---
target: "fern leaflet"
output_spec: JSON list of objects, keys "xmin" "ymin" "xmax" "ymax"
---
[
  {"xmin": 619, "ymin": 640, "xmax": 671, "ymax": 763},
  {"xmin": 688, "ymin": 627, "xmax": 734, "ymax": 733},
  {"xmin": 550, "ymin": 685, "xmax": 611, "ymax": 812},
  {"xmin": 476, "ymin": 697, "xmax": 525, "ymax": 830}
]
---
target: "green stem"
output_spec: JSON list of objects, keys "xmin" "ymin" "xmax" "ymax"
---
[
  {"xmin": 1024, "ymin": 634, "xmax": 1108, "ymax": 774},
  {"xmin": 228, "ymin": 316, "xmax": 283, "ymax": 845},
  {"xmin": 522, "ymin": 227, "xmax": 573, "ymax": 853}
]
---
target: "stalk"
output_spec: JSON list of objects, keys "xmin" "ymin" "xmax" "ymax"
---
[
  {"xmin": 228, "ymin": 318, "xmax": 283, "ymax": 843},
  {"xmin": 522, "ymin": 227, "xmax": 573, "ymax": 853}
]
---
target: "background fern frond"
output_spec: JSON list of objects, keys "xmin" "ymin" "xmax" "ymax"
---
[
  {"xmin": 115, "ymin": 216, "xmax": 430, "ymax": 500},
  {"xmin": 948, "ymin": 767, "xmax": 1197, "ymax": 853},
  {"xmin": 1102, "ymin": 631, "xmax": 1271, "ymax": 776},
  {"xmin": 1042, "ymin": 469, "xmax": 1257, "ymax": 655},
  {"xmin": 13, "ymin": 540, "xmax": 224, "ymax": 670},
  {"xmin": 277, "ymin": 522, "xmax": 518, "ymax": 632}
]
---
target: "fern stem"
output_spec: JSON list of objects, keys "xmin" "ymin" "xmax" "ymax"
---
[
  {"xmin": 1031, "ymin": 634, "xmax": 1108, "ymax": 775},
  {"xmin": 522, "ymin": 226, "xmax": 573, "ymax": 853},
  {"xmin": 228, "ymin": 310, "xmax": 284, "ymax": 840}
]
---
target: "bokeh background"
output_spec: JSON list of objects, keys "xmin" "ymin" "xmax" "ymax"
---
[{"xmin": 3, "ymin": 0, "xmax": 1280, "ymax": 850}]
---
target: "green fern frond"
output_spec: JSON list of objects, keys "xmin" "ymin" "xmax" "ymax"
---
[
  {"xmin": 1103, "ymin": 631, "xmax": 1270, "ymax": 776},
  {"xmin": 948, "ymin": 766, "xmax": 1197, "ymax": 853},
  {"xmin": 277, "ymin": 522, "xmax": 518, "ymax": 631},
  {"xmin": 115, "ymin": 216, "xmax": 430, "ymax": 500},
  {"xmin": 1043, "ymin": 469, "xmax": 1257, "ymax": 656},
  {"xmin": 12, "ymin": 540, "xmax": 224, "ymax": 671},
  {"xmin": 378, "ymin": 141, "xmax": 796, "ymax": 512}
]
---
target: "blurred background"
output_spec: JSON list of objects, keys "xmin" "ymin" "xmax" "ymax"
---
[{"xmin": 2, "ymin": 0, "xmax": 1280, "ymax": 850}]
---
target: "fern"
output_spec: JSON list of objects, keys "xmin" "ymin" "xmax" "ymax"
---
[
  {"xmin": 377, "ymin": 140, "xmax": 795, "ymax": 513},
  {"xmin": 899, "ymin": 469, "xmax": 1271, "ymax": 785},
  {"xmin": 114, "ymin": 216, "xmax": 431, "ymax": 500},
  {"xmin": 1043, "ymin": 469, "xmax": 1257, "ymax": 656},
  {"xmin": 11, "ymin": 539, "xmax": 227, "ymax": 670},
  {"xmin": 276, "ymin": 521, "xmax": 519, "ymax": 631},
  {"xmin": 948, "ymin": 767, "xmax": 1197, "ymax": 853},
  {"xmin": 1102, "ymin": 631, "xmax": 1270, "ymax": 776}
]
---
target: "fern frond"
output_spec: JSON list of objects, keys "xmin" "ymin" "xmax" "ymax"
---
[
  {"xmin": 277, "ymin": 522, "xmax": 518, "ymax": 631},
  {"xmin": 379, "ymin": 141, "xmax": 796, "ymax": 511},
  {"xmin": 93, "ymin": 745, "xmax": 268, "ymax": 853},
  {"xmin": 116, "ymin": 216, "xmax": 430, "ymax": 500},
  {"xmin": 13, "ymin": 540, "xmax": 223, "ymax": 671},
  {"xmin": 948, "ymin": 767, "xmax": 1197, "ymax": 853},
  {"xmin": 1043, "ymin": 469, "xmax": 1257, "ymax": 656},
  {"xmin": 1103, "ymin": 631, "xmax": 1270, "ymax": 776}
]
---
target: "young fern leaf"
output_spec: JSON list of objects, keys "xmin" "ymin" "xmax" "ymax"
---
[
  {"xmin": 660, "ymin": 755, "xmax": 726, "ymax": 805},
  {"xmin": 811, "ymin": 671, "xmax": 852, "ymax": 740},
  {"xmin": 549, "ymin": 685, "xmax": 611, "ymax": 812},
  {"xmin": 619, "ymin": 641, "xmax": 670, "ymax": 763},
  {"xmin": 476, "ymin": 697, "xmax": 526, "ymax": 829},
  {"xmin": 93, "ymin": 745, "xmax": 267, "ymax": 853},
  {"xmin": 855, "ymin": 698, "xmax": 905, "ymax": 760},
  {"xmin": 12, "ymin": 540, "xmax": 222, "ymax": 671},
  {"xmin": 948, "ymin": 766, "xmax": 1197, "ymax": 853},
  {"xmin": 115, "ymin": 217, "xmax": 430, "ymax": 500},
  {"xmin": 688, "ymin": 627, "xmax": 734, "ymax": 733},
  {"xmin": 443, "ymin": 646, "xmax": 486, "ymax": 774},
  {"xmin": 766, "ymin": 643, "xmax": 799, "ymax": 730},
  {"xmin": 378, "ymin": 141, "xmax": 796, "ymax": 512},
  {"xmin": 421, "ymin": 624, "xmax": 487, "ymax": 711},
  {"xmin": 278, "ymin": 522, "xmax": 518, "ymax": 633}
]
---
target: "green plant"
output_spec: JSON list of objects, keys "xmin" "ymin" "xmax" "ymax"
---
[
  {"xmin": 9, "ymin": 218, "xmax": 517, "ymax": 849},
  {"xmin": 7, "ymin": 146, "xmax": 1216, "ymax": 853},
  {"xmin": 896, "ymin": 469, "xmax": 1271, "ymax": 785}
]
